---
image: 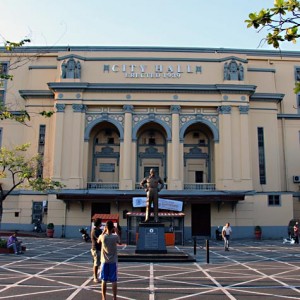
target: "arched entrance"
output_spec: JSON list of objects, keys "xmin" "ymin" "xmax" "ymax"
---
[
  {"xmin": 136, "ymin": 122, "xmax": 167, "ymax": 182},
  {"xmin": 88, "ymin": 122, "xmax": 120, "ymax": 184}
]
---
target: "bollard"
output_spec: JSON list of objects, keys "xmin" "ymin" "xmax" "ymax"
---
[
  {"xmin": 206, "ymin": 239, "xmax": 209, "ymax": 263},
  {"xmin": 61, "ymin": 225, "xmax": 65, "ymax": 238},
  {"xmin": 194, "ymin": 236, "xmax": 197, "ymax": 255}
]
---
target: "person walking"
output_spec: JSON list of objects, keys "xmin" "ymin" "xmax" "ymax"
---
[
  {"xmin": 140, "ymin": 168, "xmax": 164, "ymax": 223},
  {"xmin": 293, "ymin": 222, "xmax": 299, "ymax": 244},
  {"xmin": 90, "ymin": 218, "xmax": 102, "ymax": 283},
  {"xmin": 98, "ymin": 220, "xmax": 120, "ymax": 300},
  {"xmin": 222, "ymin": 222, "xmax": 232, "ymax": 251}
]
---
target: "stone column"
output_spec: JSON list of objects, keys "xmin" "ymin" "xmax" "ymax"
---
[
  {"xmin": 169, "ymin": 105, "xmax": 182, "ymax": 190},
  {"xmin": 52, "ymin": 104, "xmax": 65, "ymax": 181},
  {"xmin": 217, "ymin": 105, "xmax": 232, "ymax": 189},
  {"xmin": 69, "ymin": 104, "xmax": 86, "ymax": 188},
  {"xmin": 239, "ymin": 105, "xmax": 253, "ymax": 189},
  {"xmin": 120, "ymin": 105, "xmax": 134, "ymax": 190}
]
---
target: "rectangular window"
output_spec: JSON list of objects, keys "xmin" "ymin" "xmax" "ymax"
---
[
  {"xmin": 0, "ymin": 63, "xmax": 8, "ymax": 98},
  {"xmin": 268, "ymin": 195, "xmax": 281, "ymax": 206},
  {"xmin": 257, "ymin": 127, "xmax": 266, "ymax": 184},
  {"xmin": 32, "ymin": 201, "xmax": 43, "ymax": 223},
  {"xmin": 195, "ymin": 171, "xmax": 203, "ymax": 183},
  {"xmin": 37, "ymin": 125, "xmax": 46, "ymax": 178},
  {"xmin": 0, "ymin": 90, "xmax": 4, "ymax": 105}
]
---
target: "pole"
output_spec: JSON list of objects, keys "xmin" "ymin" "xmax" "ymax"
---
[
  {"xmin": 194, "ymin": 236, "xmax": 197, "ymax": 255},
  {"xmin": 206, "ymin": 239, "xmax": 209, "ymax": 263}
]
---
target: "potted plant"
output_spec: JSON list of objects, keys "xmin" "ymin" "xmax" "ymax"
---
[
  {"xmin": 254, "ymin": 225, "xmax": 262, "ymax": 240},
  {"xmin": 47, "ymin": 223, "xmax": 54, "ymax": 238},
  {"xmin": 0, "ymin": 239, "xmax": 7, "ymax": 253}
]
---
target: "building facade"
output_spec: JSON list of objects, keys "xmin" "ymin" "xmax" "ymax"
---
[{"xmin": 0, "ymin": 46, "xmax": 299, "ymax": 241}]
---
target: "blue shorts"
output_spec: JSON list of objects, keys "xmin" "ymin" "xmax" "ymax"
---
[{"xmin": 100, "ymin": 262, "xmax": 117, "ymax": 282}]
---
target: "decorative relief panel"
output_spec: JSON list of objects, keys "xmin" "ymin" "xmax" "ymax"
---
[
  {"xmin": 180, "ymin": 113, "xmax": 219, "ymax": 128},
  {"xmin": 85, "ymin": 113, "xmax": 124, "ymax": 127}
]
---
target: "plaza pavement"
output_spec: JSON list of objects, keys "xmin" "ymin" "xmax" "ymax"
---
[{"xmin": 0, "ymin": 236, "xmax": 300, "ymax": 300}]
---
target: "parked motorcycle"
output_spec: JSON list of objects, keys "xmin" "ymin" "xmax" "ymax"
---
[
  {"xmin": 33, "ymin": 219, "xmax": 42, "ymax": 233},
  {"xmin": 215, "ymin": 226, "xmax": 222, "ymax": 241},
  {"xmin": 79, "ymin": 227, "xmax": 91, "ymax": 242}
]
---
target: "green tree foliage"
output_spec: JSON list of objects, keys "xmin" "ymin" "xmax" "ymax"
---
[
  {"xmin": 245, "ymin": 0, "xmax": 300, "ymax": 48},
  {"xmin": 246, "ymin": 0, "xmax": 300, "ymax": 93},
  {"xmin": 0, "ymin": 144, "xmax": 64, "ymax": 225}
]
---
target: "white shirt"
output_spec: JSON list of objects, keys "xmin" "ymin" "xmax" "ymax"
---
[{"xmin": 222, "ymin": 226, "xmax": 232, "ymax": 236}]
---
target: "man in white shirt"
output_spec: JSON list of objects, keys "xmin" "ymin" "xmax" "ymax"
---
[
  {"xmin": 98, "ymin": 220, "xmax": 120, "ymax": 300},
  {"xmin": 222, "ymin": 222, "xmax": 232, "ymax": 251}
]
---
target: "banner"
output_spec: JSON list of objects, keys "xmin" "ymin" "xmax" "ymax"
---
[{"xmin": 132, "ymin": 197, "xmax": 183, "ymax": 212}]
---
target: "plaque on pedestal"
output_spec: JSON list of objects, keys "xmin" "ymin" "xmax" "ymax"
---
[{"xmin": 135, "ymin": 223, "xmax": 167, "ymax": 254}]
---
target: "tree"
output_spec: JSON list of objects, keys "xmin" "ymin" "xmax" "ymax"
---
[
  {"xmin": 246, "ymin": 0, "xmax": 300, "ymax": 92},
  {"xmin": 245, "ymin": 0, "xmax": 300, "ymax": 48},
  {"xmin": 0, "ymin": 38, "xmax": 54, "ymax": 123},
  {"xmin": 0, "ymin": 144, "xmax": 64, "ymax": 226}
]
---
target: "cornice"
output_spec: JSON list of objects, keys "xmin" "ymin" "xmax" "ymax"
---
[
  {"xmin": 47, "ymin": 82, "xmax": 257, "ymax": 95},
  {"xmin": 2, "ymin": 46, "xmax": 300, "ymax": 58},
  {"xmin": 278, "ymin": 114, "xmax": 300, "ymax": 119},
  {"xmin": 250, "ymin": 93, "xmax": 285, "ymax": 103},
  {"xmin": 19, "ymin": 90, "xmax": 54, "ymax": 100},
  {"xmin": 57, "ymin": 54, "xmax": 248, "ymax": 63}
]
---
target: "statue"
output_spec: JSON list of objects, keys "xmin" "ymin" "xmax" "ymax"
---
[
  {"xmin": 140, "ymin": 168, "xmax": 164, "ymax": 223},
  {"xmin": 61, "ymin": 61, "xmax": 67, "ymax": 78}
]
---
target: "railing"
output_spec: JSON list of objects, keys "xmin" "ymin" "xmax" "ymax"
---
[
  {"xmin": 135, "ymin": 183, "xmax": 168, "ymax": 190},
  {"xmin": 87, "ymin": 182, "xmax": 119, "ymax": 190},
  {"xmin": 184, "ymin": 183, "xmax": 216, "ymax": 191},
  {"xmin": 87, "ymin": 182, "xmax": 215, "ymax": 191}
]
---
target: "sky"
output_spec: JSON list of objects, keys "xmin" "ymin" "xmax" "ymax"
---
[{"xmin": 1, "ymin": 0, "xmax": 299, "ymax": 50}]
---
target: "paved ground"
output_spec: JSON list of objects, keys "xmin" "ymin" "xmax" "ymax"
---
[{"xmin": 0, "ymin": 237, "xmax": 300, "ymax": 299}]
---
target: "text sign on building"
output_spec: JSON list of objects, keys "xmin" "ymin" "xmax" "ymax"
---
[
  {"xmin": 103, "ymin": 64, "xmax": 202, "ymax": 79},
  {"xmin": 132, "ymin": 197, "xmax": 183, "ymax": 211},
  {"xmin": 99, "ymin": 163, "xmax": 115, "ymax": 172}
]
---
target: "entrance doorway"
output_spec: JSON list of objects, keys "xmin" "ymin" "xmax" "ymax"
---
[{"xmin": 191, "ymin": 203, "xmax": 211, "ymax": 236}]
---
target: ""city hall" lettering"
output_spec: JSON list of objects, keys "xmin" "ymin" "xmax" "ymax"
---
[{"xmin": 103, "ymin": 64, "xmax": 202, "ymax": 79}]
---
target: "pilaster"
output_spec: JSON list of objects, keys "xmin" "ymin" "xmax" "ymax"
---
[
  {"xmin": 168, "ymin": 105, "xmax": 183, "ymax": 190},
  {"xmin": 120, "ymin": 105, "xmax": 134, "ymax": 189},
  {"xmin": 69, "ymin": 104, "xmax": 86, "ymax": 188},
  {"xmin": 52, "ymin": 104, "xmax": 65, "ymax": 181}
]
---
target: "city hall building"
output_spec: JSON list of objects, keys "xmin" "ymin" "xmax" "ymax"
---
[{"xmin": 0, "ymin": 46, "xmax": 299, "ymax": 242}]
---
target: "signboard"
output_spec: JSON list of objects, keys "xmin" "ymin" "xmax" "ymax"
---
[
  {"xmin": 132, "ymin": 197, "xmax": 183, "ymax": 212},
  {"xmin": 99, "ymin": 163, "xmax": 115, "ymax": 172},
  {"xmin": 103, "ymin": 63, "xmax": 202, "ymax": 79}
]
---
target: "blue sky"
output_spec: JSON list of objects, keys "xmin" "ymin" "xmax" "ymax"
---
[{"xmin": 1, "ymin": 0, "xmax": 298, "ymax": 50}]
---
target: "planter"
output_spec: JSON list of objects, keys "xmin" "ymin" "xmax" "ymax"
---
[
  {"xmin": 255, "ymin": 231, "xmax": 262, "ymax": 240},
  {"xmin": 46, "ymin": 229, "xmax": 54, "ymax": 238}
]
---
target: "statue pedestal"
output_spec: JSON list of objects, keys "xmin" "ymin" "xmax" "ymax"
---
[{"xmin": 135, "ymin": 223, "xmax": 167, "ymax": 254}]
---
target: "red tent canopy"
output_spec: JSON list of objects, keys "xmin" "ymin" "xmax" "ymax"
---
[{"xmin": 91, "ymin": 214, "xmax": 119, "ymax": 223}]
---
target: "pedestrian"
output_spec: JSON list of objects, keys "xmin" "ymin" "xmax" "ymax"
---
[
  {"xmin": 7, "ymin": 231, "xmax": 23, "ymax": 255},
  {"xmin": 91, "ymin": 218, "xmax": 102, "ymax": 283},
  {"xmin": 97, "ymin": 220, "xmax": 120, "ymax": 300},
  {"xmin": 293, "ymin": 222, "xmax": 299, "ymax": 244},
  {"xmin": 222, "ymin": 222, "xmax": 232, "ymax": 251}
]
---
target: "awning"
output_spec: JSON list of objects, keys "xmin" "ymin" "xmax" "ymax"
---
[
  {"xmin": 56, "ymin": 189, "xmax": 252, "ymax": 203},
  {"xmin": 91, "ymin": 213, "xmax": 119, "ymax": 223}
]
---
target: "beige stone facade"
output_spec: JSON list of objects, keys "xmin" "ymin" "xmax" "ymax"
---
[{"xmin": 0, "ymin": 46, "xmax": 299, "ymax": 241}]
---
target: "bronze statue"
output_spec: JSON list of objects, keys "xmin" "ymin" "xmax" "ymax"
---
[{"xmin": 140, "ymin": 168, "xmax": 164, "ymax": 223}]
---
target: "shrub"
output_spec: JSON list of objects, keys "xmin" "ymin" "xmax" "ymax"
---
[
  {"xmin": 47, "ymin": 223, "xmax": 54, "ymax": 229},
  {"xmin": 0, "ymin": 239, "xmax": 7, "ymax": 248}
]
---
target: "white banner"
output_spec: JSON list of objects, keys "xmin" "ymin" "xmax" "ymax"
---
[{"xmin": 132, "ymin": 197, "xmax": 183, "ymax": 212}]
